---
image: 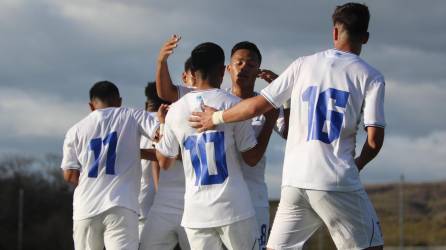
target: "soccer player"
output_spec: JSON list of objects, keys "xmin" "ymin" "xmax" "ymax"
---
[
  {"xmin": 61, "ymin": 81, "xmax": 159, "ymax": 250},
  {"xmin": 139, "ymin": 82, "xmax": 190, "ymax": 250},
  {"xmin": 155, "ymin": 37, "xmax": 287, "ymax": 248},
  {"xmin": 138, "ymin": 81, "xmax": 170, "ymax": 238},
  {"xmin": 225, "ymin": 41, "xmax": 287, "ymax": 248},
  {"xmin": 191, "ymin": 3, "xmax": 386, "ymax": 249},
  {"xmin": 155, "ymin": 42, "xmax": 278, "ymax": 249}
]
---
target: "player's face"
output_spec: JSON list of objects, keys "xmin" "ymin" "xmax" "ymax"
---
[
  {"xmin": 228, "ymin": 49, "xmax": 260, "ymax": 88},
  {"xmin": 182, "ymin": 70, "xmax": 194, "ymax": 87}
]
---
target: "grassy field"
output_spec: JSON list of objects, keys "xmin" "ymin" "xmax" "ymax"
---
[{"xmin": 269, "ymin": 182, "xmax": 446, "ymax": 249}]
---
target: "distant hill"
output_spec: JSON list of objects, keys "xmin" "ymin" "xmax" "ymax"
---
[{"xmin": 269, "ymin": 181, "xmax": 446, "ymax": 249}]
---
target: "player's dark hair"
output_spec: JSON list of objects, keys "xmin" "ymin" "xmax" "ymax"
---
[
  {"xmin": 144, "ymin": 81, "xmax": 170, "ymax": 112},
  {"xmin": 332, "ymin": 2, "xmax": 370, "ymax": 41},
  {"xmin": 89, "ymin": 81, "xmax": 120, "ymax": 104},
  {"xmin": 184, "ymin": 57, "xmax": 192, "ymax": 72},
  {"xmin": 190, "ymin": 42, "xmax": 225, "ymax": 80},
  {"xmin": 231, "ymin": 41, "xmax": 262, "ymax": 64}
]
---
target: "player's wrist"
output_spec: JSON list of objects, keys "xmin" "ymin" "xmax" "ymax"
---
[{"xmin": 212, "ymin": 111, "xmax": 225, "ymax": 125}]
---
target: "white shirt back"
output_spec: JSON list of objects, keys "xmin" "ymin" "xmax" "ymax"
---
[
  {"xmin": 61, "ymin": 107, "xmax": 159, "ymax": 220},
  {"xmin": 181, "ymin": 86, "xmax": 285, "ymax": 208},
  {"xmin": 139, "ymin": 136, "xmax": 156, "ymax": 219},
  {"xmin": 157, "ymin": 88, "xmax": 256, "ymax": 228},
  {"xmin": 150, "ymin": 160, "xmax": 185, "ymax": 215},
  {"xmin": 261, "ymin": 49, "xmax": 386, "ymax": 191}
]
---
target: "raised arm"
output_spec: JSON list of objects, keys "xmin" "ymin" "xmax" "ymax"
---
[
  {"xmin": 355, "ymin": 126, "xmax": 385, "ymax": 171},
  {"xmin": 156, "ymin": 35, "xmax": 181, "ymax": 102}
]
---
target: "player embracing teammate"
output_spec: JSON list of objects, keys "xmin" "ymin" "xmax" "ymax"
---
[
  {"xmin": 62, "ymin": 2, "xmax": 386, "ymax": 250},
  {"xmin": 155, "ymin": 35, "xmax": 288, "ymax": 249},
  {"xmin": 155, "ymin": 42, "xmax": 278, "ymax": 249},
  {"xmin": 191, "ymin": 2, "xmax": 386, "ymax": 250}
]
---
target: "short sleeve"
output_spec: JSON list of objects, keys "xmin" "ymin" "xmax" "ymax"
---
[
  {"xmin": 273, "ymin": 107, "xmax": 286, "ymax": 137},
  {"xmin": 261, "ymin": 58, "xmax": 302, "ymax": 108},
  {"xmin": 177, "ymin": 85, "xmax": 194, "ymax": 98},
  {"xmin": 363, "ymin": 76, "xmax": 386, "ymax": 128},
  {"xmin": 132, "ymin": 109, "xmax": 160, "ymax": 140},
  {"xmin": 60, "ymin": 126, "xmax": 81, "ymax": 170},
  {"xmin": 234, "ymin": 120, "xmax": 258, "ymax": 152},
  {"xmin": 156, "ymin": 122, "xmax": 179, "ymax": 158}
]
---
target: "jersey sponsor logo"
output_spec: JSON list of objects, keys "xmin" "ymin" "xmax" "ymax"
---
[
  {"xmin": 88, "ymin": 131, "xmax": 118, "ymax": 178},
  {"xmin": 184, "ymin": 131, "xmax": 228, "ymax": 186},
  {"xmin": 303, "ymin": 86, "xmax": 350, "ymax": 144}
]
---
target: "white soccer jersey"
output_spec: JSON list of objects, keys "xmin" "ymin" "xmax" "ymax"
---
[
  {"xmin": 261, "ymin": 49, "xmax": 386, "ymax": 191},
  {"xmin": 150, "ymin": 160, "xmax": 185, "ymax": 215},
  {"xmin": 61, "ymin": 107, "xmax": 159, "ymax": 220},
  {"xmin": 177, "ymin": 84, "xmax": 195, "ymax": 98},
  {"xmin": 178, "ymin": 85, "xmax": 285, "ymax": 208},
  {"xmin": 225, "ymin": 89, "xmax": 285, "ymax": 208},
  {"xmin": 139, "ymin": 136, "xmax": 156, "ymax": 220},
  {"xmin": 156, "ymin": 88, "xmax": 257, "ymax": 228}
]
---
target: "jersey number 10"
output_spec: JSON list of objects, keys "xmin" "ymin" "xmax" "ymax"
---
[
  {"xmin": 184, "ymin": 131, "xmax": 228, "ymax": 186},
  {"xmin": 88, "ymin": 131, "xmax": 118, "ymax": 178},
  {"xmin": 302, "ymin": 87, "xmax": 350, "ymax": 144}
]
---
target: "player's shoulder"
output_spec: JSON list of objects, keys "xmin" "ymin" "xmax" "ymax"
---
[
  {"xmin": 328, "ymin": 49, "xmax": 385, "ymax": 82},
  {"xmin": 211, "ymin": 89, "xmax": 242, "ymax": 110},
  {"xmin": 356, "ymin": 58, "xmax": 384, "ymax": 82},
  {"xmin": 219, "ymin": 88, "xmax": 242, "ymax": 102}
]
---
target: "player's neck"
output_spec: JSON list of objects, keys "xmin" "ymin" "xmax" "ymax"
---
[
  {"xmin": 194, "ymin": 80, "xmax": 219, "ymax": 90},
  {"xmin": 231, "ymin": 84, "xmax": 255, "ymax": 99},
  {"xmin": 334, "ymin": 42, "xmax": 362, "ymax": 56}
]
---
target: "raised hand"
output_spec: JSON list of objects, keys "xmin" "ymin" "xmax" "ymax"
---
[
  {"xmin": 157, "ymin": 34, "xmax": 181, "ymax": 63},
  {"xmin": 189, "ymin": 105, "xmax": 218, "ymax": 132},
  {"xmin": 257, "ymin": 69, "xmax": 278, "ymax": 83},
  {"xmin": 157, "ymin": 104, "xmax": 169, "ymax": 124}
]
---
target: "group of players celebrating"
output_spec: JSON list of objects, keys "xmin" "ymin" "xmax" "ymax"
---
[{"xmin": 61, "ymin": 2, "xmax": 386, "ymax": 250}]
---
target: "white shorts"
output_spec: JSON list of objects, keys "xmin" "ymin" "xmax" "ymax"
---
[
  {"xmin": 184, "ymin": 216, "xmax": 259, "ymax": 250},
  {"xmin": 267, "ymin": 186, "xmax": 383, "ymax": 250},
  {"xmin": 254, "ymin": 206, "xmax": 270, "ymax": 249},
  {"xmin": 73, "ymin": 206, "xmax": 138, "ymax": 250},
  {"xmin": 138, "ymin": 217, "xmax": 146, "ymax": 239},
  {"xmin": 139, "ymin": 210, "xmax": 190, "ymax": 250}
]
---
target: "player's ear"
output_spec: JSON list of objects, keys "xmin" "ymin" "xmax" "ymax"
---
[
  {"xmin": 181, "ymin": 72, "xmax": 188, "ymax": 84},
  {"xmin": 89, "ymin": 102, "xmax": 95, "ymax": 111},
  {"xmin": 118, "ymin": 97, "xmax": 122, "ymax": 107},
  {"xmin": 361, "ymin": 32, "xmax": 369, "ymax": 45},
  {"xmin": 226, "ymin": 63, "xmax": 231, "ymax": 73},
  {"xmin": 333, "ymin": 26, "xmax": 339, "ymax": 42}
]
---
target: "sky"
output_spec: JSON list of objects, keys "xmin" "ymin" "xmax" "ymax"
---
[{"xmin": 1, "ymin": 0, "xmax": 445, "ymax": 198}]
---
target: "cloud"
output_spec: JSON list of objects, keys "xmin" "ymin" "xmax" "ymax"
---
[
  {"xmin": 361, "ymin": 130, "xmax": 446, "ymax": 183},
  {"xmin": 385, "ymin": 79, "xmax": 446, "ymax": 136},
  {"xmin": 0, "ymin": 87, "xmax": 87, "ymax": 137},
  {"xmin": 264, "ymin": 131, "xmax": 446, "ymax": 199},
  {"xmin": 0, "ymin": 0, "xmax": 445, "ymax": 189}
]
